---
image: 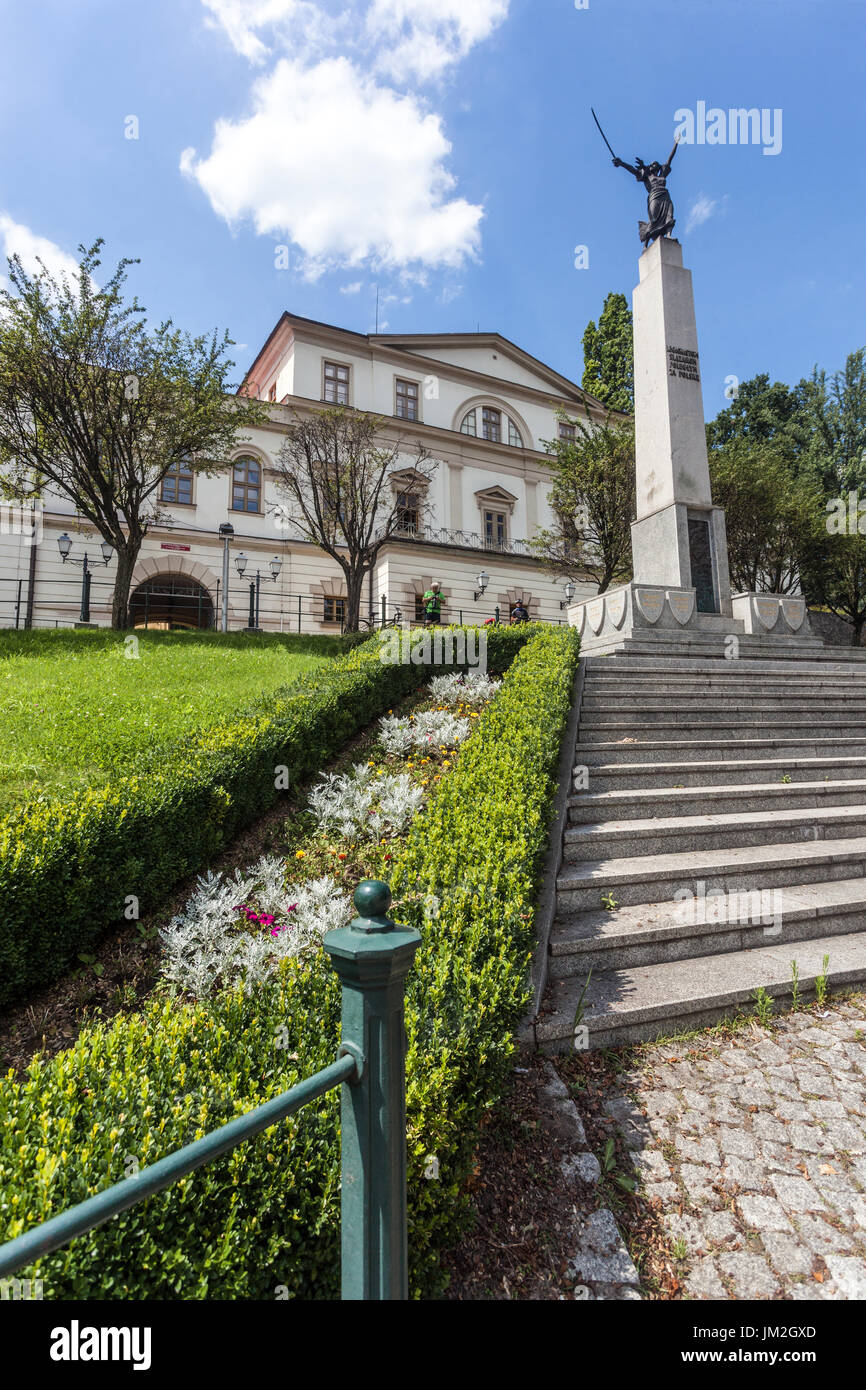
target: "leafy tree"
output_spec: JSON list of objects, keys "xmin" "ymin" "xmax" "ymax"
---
[
  {"xmin": 0, "ymin": 240, "xmax": 264, "ymax": 627},
  {"xmin": 708, "ymin": 441, "xmax": 824, "ymax": 594},
  {"xmin": 706, "ymin": 373, "xmax": 806, "ymax": 460},
  {"xmin": 581, "ymin": 292, "xmax": 633, "ymax": 412},
  {"xmin": 273, "ymin": 406, "xmax": 436, "ymax": 631},
  {"xmin": 796, "ymin": 347, "xmax": 866, "ymax": 641},
  {"xmin": 797, "ymin": 348, "xmax": 866, "ymax": 495},
  {"xmin": 534, "ymin": 414, "xmax": 635, "ymax": 593}
]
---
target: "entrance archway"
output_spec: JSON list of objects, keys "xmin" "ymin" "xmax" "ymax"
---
[{"xmin": 130, "ymin": 573, "xmax": 215, "ymax": 629}]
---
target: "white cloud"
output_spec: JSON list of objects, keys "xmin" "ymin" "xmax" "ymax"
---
[
  {"xmin": 685, "ymin": 193, "xmax": 727, "ymax": 234},
  {"xmin": 339, "ymin": 280, "xmax": 363, "ymax": 294},
  {"xmin": 182, "ymin": 57, "xmax": 483, "ymax": 277},
  {"xmin": 0, "ymin": 215, "xmax": 83, "ymax": 291},
  {"xmin": 366, "ymin": 0, "xmax": 509, "ymax": 82},
  {"xmin": 201, "ymin": 0, "xmax": 338, "ymax": 65},
  {"xmin": 203, "ymin": 0, "xmax": 509, "ymax": 79}
]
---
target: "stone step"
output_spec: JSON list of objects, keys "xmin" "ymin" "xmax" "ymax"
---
[
  {"xmin": 555, "ymin": 835, "xmax": 866, "ymax": 912},
  {"xmin": 568, "ymin": 778, "xmax": 866, "ymax": 822},
  {"xmin": 563, "ymin": 804, "xmax": 866, "ymax": 862},
  {"xmin": 581, "ymin": 635, "xmax": 845, "ymax": 662},
  {"xmin": 576, "ymin": 737, "xmax": 866, "ymax": 765},
  {"xmin": 583, "ymin": 652, "xmax": 866, "ymax": 671},
  {"xmin": 537, "ymin": 929, "xmax": 866, "ymax": 1050},
  {"xmin": 581, "ymin": 756, "xmax": 866, "ymax": 792},
  {"xmin": 580, "ymin": 700, "xmax": 866, "ymax": 718},
  {"xmin": 579, "ymin": 720, "xmax": 866, "ymax": 742},
  {"xmin": 549, "ymin": 877, "xmax": 866, "ymax": 977}
]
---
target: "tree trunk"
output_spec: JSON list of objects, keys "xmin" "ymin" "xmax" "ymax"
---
[
  {"xmin": 343, "ymin": 569, "xmax": 367, "ymax": 632},
  {"xmin": 111, "ymin": 538, "xmax": 142, "ymax": 630}
]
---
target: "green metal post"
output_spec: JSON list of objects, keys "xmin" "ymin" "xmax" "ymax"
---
[{"xmin": 323, "ymin": 880, "xmax": 421, "ymax": 1301}]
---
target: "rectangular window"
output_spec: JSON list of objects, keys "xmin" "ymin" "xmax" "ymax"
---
[
  {"xmin": 481, "ymin": 407, "xmax": 501, "ymax": 442},
  {"xmin": 395, "ymin": 378, "xmax": 419, "ymax": 420},
  {"xmin": 268, "ymin": 384, "xmax": 277, "ymax": 402},
  {"xmin": 161, "ymin": 459, "xmax": 194, "ymax": 505},
  {"xmin": 323, "ymin": 596, "xmax": 345, "ymax": 625},
  {"xmin": 395, "ymin": 491, "xmax": 419, "ymax": 532},
  {"xmin": 559, "ymin": 422, "xmax": 576, "ymax": 441},
  {"xmin": 323, "ymin": 360, "xmax": 350, "ymax": 404},
  {"xmin": 485, "ymin": 510, "xmax": 507, "ymax": 547},
  {"xmin": 231, "ymin": 458, "xmax": 261, "ymax": 512}
]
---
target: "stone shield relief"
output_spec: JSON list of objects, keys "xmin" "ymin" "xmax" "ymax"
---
[{"xmin": 634, "ymin": 588, "xmax": 665, "ymax": 625}]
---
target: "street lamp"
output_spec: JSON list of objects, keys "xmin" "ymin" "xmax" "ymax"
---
[
  {"xmin": 236, "ymin": 552, "xmax": 283, "ymax": 630},
  {"xmin": 559, "ymin": 579, "xmax": 576, "ymax": 611},
  {"xmin": 57, "ymin": 533, "xmax": 113, "ymax": 625},
  {"xmin": 473, "ymin": 569, "xmax": 489, "ymax": 602},
  {"xmin": 218, "ymin": 522, "xmax": 234, "ymax": 632}
]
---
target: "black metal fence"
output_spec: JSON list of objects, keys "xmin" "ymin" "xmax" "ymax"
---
[{"xmin": 0, "ymin": 576, "xmax": 562, "ymax": 633}]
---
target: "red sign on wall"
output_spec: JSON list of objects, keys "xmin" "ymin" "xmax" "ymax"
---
[{"xmin": 160, "ymin": 542, "xmax": 191, "ymax": 551}]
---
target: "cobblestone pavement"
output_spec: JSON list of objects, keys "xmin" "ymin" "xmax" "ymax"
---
[{"xmin": 600, "ymin": 998, "xmax": 866, "ymax": 1299}]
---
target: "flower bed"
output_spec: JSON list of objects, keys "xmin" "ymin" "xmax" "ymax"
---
[
  {"xmin": 0, "ymin": 626, "xmax": 530, "ymax": 1008},
  {"xmin": 0, "ymin": 625, "xmax": 578, "ymax": 1298}
]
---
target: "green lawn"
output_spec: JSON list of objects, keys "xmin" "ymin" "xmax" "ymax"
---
[{"xmin": 0, "ymin": 629, "xmax": 342, "ymax": 813}]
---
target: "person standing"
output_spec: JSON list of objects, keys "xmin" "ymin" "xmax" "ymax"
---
[
  {"xmin": 510, "ymin": 598, "xmax": 530, "ymax": 624},
  {"xmin": 422, "ymin": 581, "xmax": 443, "ymax": 627}
]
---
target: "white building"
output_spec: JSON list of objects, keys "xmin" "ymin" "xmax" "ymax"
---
[{"xmin": 0, "ymin": 312, "xmax": 611, "ymax": 632}]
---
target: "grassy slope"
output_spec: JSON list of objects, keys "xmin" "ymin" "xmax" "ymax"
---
[{"xmin": 0, "ymin": 630, "xmax": 341, "ymax": 812}]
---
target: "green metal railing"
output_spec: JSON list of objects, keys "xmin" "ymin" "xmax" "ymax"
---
[{"xmin": 0, "ymin": 880, "xmax": 421, "ymax": 1301}]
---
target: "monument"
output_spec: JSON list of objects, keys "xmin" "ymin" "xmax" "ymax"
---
[{"xmin": 569, "ymin": 118, "xmax": 817, "ymax": 656}]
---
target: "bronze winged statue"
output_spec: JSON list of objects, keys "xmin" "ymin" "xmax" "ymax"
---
[{"xmin": 592, "ymin": 110, "xmax": 680, "ymax": 248}]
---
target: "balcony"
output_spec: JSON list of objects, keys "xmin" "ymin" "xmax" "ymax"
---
[{"xmin": 387, "ymin": 523, "xmax": 533, "ymax": 557}]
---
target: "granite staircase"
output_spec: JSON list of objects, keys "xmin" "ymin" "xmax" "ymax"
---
[{"xmin": 537, "ymin": 653, "xmax": 866, "ymax": 1051}]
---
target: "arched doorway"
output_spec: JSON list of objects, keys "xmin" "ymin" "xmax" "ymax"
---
[{"xmin": 130, "ymin": 573, "xmax": 215, "ymax": 629}]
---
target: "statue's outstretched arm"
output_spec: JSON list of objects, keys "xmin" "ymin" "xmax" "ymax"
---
[
  {"xmin": 613, "ymin": 157, "xmax": 640, "ymax": 178},
  {"xmin": 660, "ymin": 138, "xmax": 679, "ymax": 176}
]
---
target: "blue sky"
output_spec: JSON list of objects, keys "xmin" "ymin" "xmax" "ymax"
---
[{"xmin": 0, "ymin": 0, "xmax": 863, "ymax": 419}]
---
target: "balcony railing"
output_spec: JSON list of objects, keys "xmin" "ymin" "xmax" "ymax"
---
[{"xmin": 386, "ymin": 522, "xmax": 534, "ymax": 557}]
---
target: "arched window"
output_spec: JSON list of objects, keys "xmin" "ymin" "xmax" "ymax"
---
[
  {"xmin": 231, "ymin": 456, "xmax": 262, "ymax": 512},
  {"xmin": 459, "ymin": 405, "xmax": 524, "ymax": 447}
]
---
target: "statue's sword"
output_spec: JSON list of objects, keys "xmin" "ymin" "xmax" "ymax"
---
[{"xmin": 591, "ymin": 107, "xmax": 618, "ymax": 161}]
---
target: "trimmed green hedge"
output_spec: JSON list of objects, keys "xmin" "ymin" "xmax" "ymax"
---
[
  {"xmin": 0, "ymin": 624, "xmax": 530, "ymax": 1008},
  {"xmin": 0, "ymin": 625, "xmax": 579, "ymax": 1298}
]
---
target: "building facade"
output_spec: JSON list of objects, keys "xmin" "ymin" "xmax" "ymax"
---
[{"xmin": 0, "ymin": 313, "xmax": 609, "ymax": 632}]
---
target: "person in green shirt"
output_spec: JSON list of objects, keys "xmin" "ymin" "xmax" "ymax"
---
[{"xmin": 422, "ymin": 581, "xmax": 443, "ymax": 627}]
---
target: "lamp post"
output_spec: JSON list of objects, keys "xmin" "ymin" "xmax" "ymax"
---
[
  {"xmin": 218, "ymin": 522, "xmax": 234, "ymax": 632},
  {"xmin": 473, "ymin": 569, "xmax": 489, "ymax": 603},
  {"xmin": 57, "ymin": 533, "xmax": 113, "ymax": 626},
  {"xmin": 559, "ymin": 579, "xmax": 576, "ymax": 611},
  {"xmin": 235, "ymin": 552, "xmax": 283, "ymax": 631}
]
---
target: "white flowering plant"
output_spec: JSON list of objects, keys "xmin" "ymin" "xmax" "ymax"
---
[
  {"xmin": 159, "ymin": 856, "xmax": 352, "ymax": 998},
  {"xmin": 378, "ymin": 708, "xmax": 471, "ymax": 755},
  {"xmin": 308, "ymin": 763, "xmax": 425, "ymax": 839},
  {"xmin": 428, "ymin": 671, "xmax": 502, "ymax": 706}
]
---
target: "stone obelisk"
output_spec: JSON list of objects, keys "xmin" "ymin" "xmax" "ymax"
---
[
  {"xmin": 568, "ymin": 235, "xmax": 813, "ymax": 652},
  {"xmin": 629, "ymin": 236, "xmax": 732, "ymax": 616}
]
